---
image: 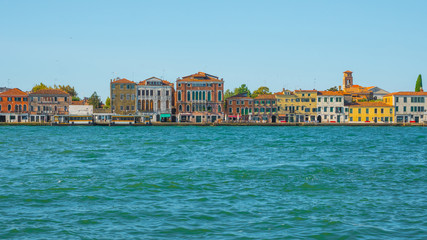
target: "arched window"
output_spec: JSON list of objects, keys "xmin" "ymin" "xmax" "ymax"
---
[
  {"xmin": 0, "ymin": 105, "xmax": 2, "ymax": 111},
  {"xmin": 19, "ymin": 105, "xmax": 22, "ymax": 111},
  {"xmin": 186, "ymin": 105, "xmax": 190, "ymax": 112},
  {"xmin": 218, "ymin": 105, "xmax": 221, "ymax": 112},
  {"xmin": 178, "ymin": 91, "xmax": 181, "ymax": 101},
  {"xmin": 8, "ymin": 104, "xmax": 12, "ymax": 111},
  {"xmin": 208, "ymin": 91, "xmax": 211, "ymax": 101},
  {"xmin": 179, "ymin": 105, "xmax": 182, "ymax": 111},
  {"xmin": 203, "ymin": 91, "xmax": 206, "ymax": 100},
  {"xmin": 218, "ymin": 91, "xmax": 222, "ymax": 101},
  {"xmin": 192, "ymin": 105, "xmax": 195, "ymax": 112},
  {"xmin": 158, "ymin": 100, "xmax": 161, "ymax": 111},
  {"xmin": 199, "ymin": 91, "xmax": 202, "ymax": 100},
  {"xmin": 146, "ymin": 100, "xmax": 149, "ymax": 110},
  {"xmin": 195, "ymin": 91, "xmax": 198, "ymax": 100},
  {"xmin": 15, "ymin": 105, "xmax": 18, "ymax": 112},
  {"xmin": 187, "ymin": 91, "xmax": 190, "ymax": 101}
]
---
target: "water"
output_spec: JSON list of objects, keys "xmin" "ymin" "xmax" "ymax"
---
[{"xmin": 0, "ymin": 126, "xmax": 426, "ymax": 239}]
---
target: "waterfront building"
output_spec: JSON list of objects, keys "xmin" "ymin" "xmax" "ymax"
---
[
  {"xmin": 346, "ymin": 102, "xmax": 394, "ymax": 123},
  {"xmin": 176, "ymin": 72, "xmax": 224, "ymax": 123},
  {"xmin": 316, "ymin": 91, "xmax": 351, "ymax": 123},
  {"xmin": 110, "ymin": 78, "xmax": 137, "ymax": 115},
  {"xmin": 137, "ymin": 77, "xmax": 174, "ymax": 122},
  {"xmin": 0, "ymin": 88, "xmax": 29, "ymax": 123},
  {"xmin": 225, "ymin": 93, "xmax": 253, "ymax": 122},
  {"xmin": 29, "ymin": 89, "xmax": 71, "ymax": 122},
  {"xmin": 342, "ymin": 71, "xmax": 374, "ymax": 100},
  {"xmin": 253, "ymin": 94, "xmax": 278, "ymax": 123},
  {"xmin": 293, "ymin": 90, "xmax": 318, "ymax": 122},
  {"xmin": 383, "ymin": 91, "xmax": 427, "ymax": 123},
  {"xmin": 276, "ymin": 89, "xmax": 298, "ymax": 122}
]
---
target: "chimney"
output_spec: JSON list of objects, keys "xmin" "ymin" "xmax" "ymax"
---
[{"xmin": 339, "ymin": 86, "xmax": 342, "ymax": 91}]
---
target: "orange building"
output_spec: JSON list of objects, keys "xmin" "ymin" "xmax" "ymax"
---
[
  {"xmin": 0, "ymin": 88, "xmax": 29, "ymax": 122},
  {"xmin": 342, "ymin": 71, "xmax": 373, "ymax": 100}
]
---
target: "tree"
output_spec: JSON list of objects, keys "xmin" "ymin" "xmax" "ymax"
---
[
  {"xmin": 32, "ymin": 82, "xmax": 49, "ymax": 92},
  {"xmin": 234, "ymin": 84, "xmax": 251, "ymax": 96},
  {"xmin": 72, "ymin": 96, "xmax": 81, "ymax": 101},
  {"xmin": 104, "ymin": 97, "xmax": 111, "ymax": 109},
  {"xmin": 251, "ymin": 86, "xmax": 271, "ymax": 98},
  {"xmin": 57, "ymin": 84, "xmax": 78, "ymax": 97},
  {"xmin": 326, "ymin": 86, "xmax": 339, "ymax": 91},
  {"xmin": 224, "ymin": 89, "xmax": 234, "ymax": 99},
  {"xmin": 415, "ymin": 74, "xmax": 423, "ymax": 92},
  {"xmin": 88, "ymin": 92, "xmax": 102, "ymax": 109}
]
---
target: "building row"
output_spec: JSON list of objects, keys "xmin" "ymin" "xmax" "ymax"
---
[{"xmin": 0, "ymin": 71, "xmax": 425, "ymax": 124}]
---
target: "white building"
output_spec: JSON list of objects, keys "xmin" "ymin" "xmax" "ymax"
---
[
  {"xmin": 69, "ymin": 105, "xmax": 93, "ymax": 115},
  {"xmin": 383, "ymin": 91, "xmax": 427, "ymax": 123},
  {"xmin": 136, "ymin": 77, "xmax": 174, "ymax": 122},
  {"xmin": 316, "ymin": 91, "xmax": 351, "ymax": 123}
]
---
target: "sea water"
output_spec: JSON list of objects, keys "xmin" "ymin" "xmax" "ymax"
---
[{"xmin": 0, "ymin": 126, "xmax": 426, "ymax": 239}]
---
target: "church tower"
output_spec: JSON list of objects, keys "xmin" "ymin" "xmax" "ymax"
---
[{"xmin": 343, "ymin": 70, "xmax": 353, "ymax": 90}]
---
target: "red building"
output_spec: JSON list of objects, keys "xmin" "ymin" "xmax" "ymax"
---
[
  {"xmin": 176, "ymin": 72, "xmax": 224, "ymax": 123},
  {"xmin": 0, "ymin": 88, "xmax": 29, "ymax": 122},
  {"xmin": 253, "ymin": 94, "xmax": 278, "ymax": 123},
  {"xmin": 225, "ymin": 93, "xmax": 254, "ymax": 122}
]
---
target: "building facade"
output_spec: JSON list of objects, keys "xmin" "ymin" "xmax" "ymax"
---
[
  {"xmin": 0, "ymin": 88, "xmax": 29, "ymax": 122},
  {"xmin": 137, "ymin": 77, "xmax": 174, "ymax": 122},
  {"xmin": 176, "ymin": 72, "xmax": 224, "ymax": 123},
  {"xmin": 253, "ymin": 94, "xmax": 278, "ymax": 123},
  {"xmin": 383, "ymin": 91, "xmax": 426, "ymax": 123},
  {"xmin": 347, "ymin": 102, "xmax": 394, "ymax": 123},
  {"xmin": 316, "ymin": 91, "xmax": 350, "ymax": 123},
  {"xmin": 110, "ymin": 78, "xmax": 137, "ymax": 115},
  {"xmin": 293, "ymin": 90, "xmax": 318, "ymax": 122},
  {"xmin": 225, "ymin": 93, "xmax": 253, "ymax": 122},
  {"xmin": 29, "ymin": 89, "xmax": 71, "ymax": 122},
  {"xmin": 342, "ymin": 71, "xmax": 373, "ymax": 100}
]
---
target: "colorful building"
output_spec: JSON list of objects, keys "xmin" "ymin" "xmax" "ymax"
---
[
  {"xmin": 110, "ymin": 78, "xmax": 137, "ymax": 115},
  {"xmin": 316, "ymin": 91, "xmax": 351, "ymax": 123},
  {"xmin": 29, "ymin": 89, "xmax": 71, "ymax": 122},
  {"xmin": 342, "ymin": 71, "xmax": 373, "ymax": 100},
  {"xmin": 276, "ymin": 89, "xmax": 297, "ymax": 122},
  {"xmin": 137, "ymin": 77, "xmax": 175, "ymax": 122},
  {"xmin": 226, "ymin": 93, "xmax": 253, "ymax": 122},
  {"xmin": 253, "ymin": 94, "xmax": 278, "ymax": 123},
  {"xmin": 0, "ymin": 88, "xmax": 29, "ymax": 122},
  {"xmin": 347, "ymin": 102, "xmax": 394, "ymax": 123},
  {"xmin": 293, "ymin": 90, "xmax": 318, "ymax": 122},
  {"xmin": 383, "ymin": 91, "xmax": 426, "ymax": 123},
  {"xmin": 176, "ymin": 72, "xmax": 224, "ymax": 123}
]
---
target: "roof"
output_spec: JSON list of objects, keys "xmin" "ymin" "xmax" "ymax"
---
[
  {"xmin": 111, "ymin": 78, "xmax": 136, "ymax": 84},
  {"xmin": 138, "ymin": 77, "xmax": 173, "ymax": 86},
  {"xmin": 344, "ymin": 70, "xmax": 353, "ymax": 73},
  {"xmin": 294, "ymin": 90, "xmax": 317, "ymax": 92},
  {"xmin": 30, "ymin": 89, "xmax": 70, "ymax": 95},
  {"xmin": 384, "ymin": 91, "xmax": 427, "ymax": 97},
  {"xmin": 228, "ymin": 93, "xmax": 251, "ymax": 99},
  {"xmin": 255, "ymin": 94, "xmax": 276, "ymax": 100},
  {"xmin": 71, "ymin": 100, "xmax": 87, "ymax": 105},
  {"xmin": 0, "ymin": 88, "xmax": 28, "ymax": 97},
  {"xmin": 178, "ymin": 72, "xmax": 223, "ymax": 82},
  {"xmin": 346, "ymin": 102, "xmax": 393, "ymax": 107},
  {"xmin": 318, "ymin": 91, "xmax": 348, "ymax": 96}
]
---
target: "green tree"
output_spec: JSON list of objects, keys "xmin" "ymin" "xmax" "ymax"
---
[
  {"xmin": 251, "ymin": 86, "xmax": 271, "ymax": 98},
  {"xmin": 104, "ymin": 97, "xmax": 111, "ymax": 109},
  {"xmin": 415, "ymin": 74, "xmax": 423, "ymax": 92},
  {"xmin": 234, "ymin": 84, "xmax": 251, "ymax": 96},
  {"xmin": 326, "ymin": 86, "xmax": 339, "ymax": 91},
  {"xmin": 224, "ymin": 89, "xmax": 234, "ymax": 99},
  {"xmin": 88, "ymin": 92, "xmax": 102, "ymax": 108},
  {"xmin": 32, "ymin": 82, "xmax": 49, "ymax": 92},
  {"xmin": 57, "ymin": 84, "xmax": 78, "ymax": 97},
  {"xmin": 72, "ymin": 96, "xmax": 81, "ymax": 101}
]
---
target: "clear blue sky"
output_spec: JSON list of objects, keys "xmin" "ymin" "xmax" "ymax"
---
[{"xmin": 1, "ymin": 0, "xmax": 426, "ymax": 100}]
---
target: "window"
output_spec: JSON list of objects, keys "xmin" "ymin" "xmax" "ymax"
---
[
  {"xmin": 396, "ymin": 106, "xmax": 399, "ymax": 112},
  {"xmin": 305, "ymin": 108, "xmax": 310, "ymax": 112},
  {"xmin": 120, "ymin": 106, "xmax": 124, "ymax": 110},
  {"xmin": 112, "ymin": 84, "xmax": 115, "ymax": 89},
  {"xmin": 318, "ymin": 98, "xmax": 321, "ymax": 102},
  {"xmin": 178, "ymin": 91, "xmax": 181, "ymax": 101},
  {"xmin": 358, "ymin": 117, "xmax": 361, "ymax": 121},
  {"xmin": 350, "ymin": 117, "xmax": 353, "ymax": 122},
  {"xmin": 236, "ymin": 107, "xmax": 239, "ymax": 113},
  {"xmin": 131, "ymin": 106, "xmax": 135, "ymax": 111},
  {"xmin": 187, "ymin": 91, "xmax": 190, "ymax": 101},
  {"xmin": 158, "ymin": 91, "xmax": 161, "ymax": 96},
  {"xmin": 218, "ymin": 91, "xmax": 222, "ymax": 101},
  {"xmin": 366, "ymin": 108, "xmax": 369, "ymax": 114},
  {"xmin": 366, "ymin": 117, "xmax": 369, "ymax": 122},
  {"xmin": 208, "ymin": 92, "xmax": 211, "ymax": 101},
  {"xmin": 131, "ymin": 95, "xmax": 135, "ymax": 100},
  {"xmin": 229, "ymin": 108, "xmax": 232, "ymax": 113},
  {"xmin": 8, "ymin": 105, "xmax": 12, "ymax": 111},
  {"xmin": 396, "ymin": 97, "xmax": 399, "ymax": 102},
  {"xmin": 374, "ymin": 108, "xmax": 377, "ymax": 113},
  {"xmin": 203, "ymin": 91, "xmax": 205, "ymax": 100},
  {"xmin": 150, "ymin": 90, "xmax": 153, "ymax": 96},
  {"xmin": 179, "ymin": 105, "xmax": 182, "ymax": 111},
  {"xmin": 330, "ymin": 107, "xmax": 333, "ymax": 112},
  {"xmin": 218, "ymin": 105, "xmax": 221, "ymax": 112},
  {"xmin": 318, "ymin": 107, "xmax": 321, "ymax": 112},
  {"xmin": 166, "ymin": 91, "xmax": 169, "ymax": 96},
  {"xmin": 254, "ymin": 108, "xmax": 258, "ymax": 112},
  {"xmin": 324, "ymin": 107, "xmax": 327, "ymax": 112},
  {"xmin": 330, "ymin": 97, "xmax": 334, "ymax": 102},
  {"xmin": 127, "ymin": 94, "xmax": 130, "ymax": 100},
  {"xmin": 260, "ymin": 108, "xmax": 265, "ymax": 112},
  {"xmin": 186, "ymin": 105, "xmax": 190, "ymax": 111},
  {"xmin": 192, "ymin": 91, "xmax": 195, "ymax": 100},
  {"xmin": 404, "ymin": 97, "xmax": 407, "ymax": 103}
]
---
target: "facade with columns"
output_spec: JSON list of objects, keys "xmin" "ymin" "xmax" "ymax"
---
[
  {"xmin": 175, "ymin": 72, "xmax": 224, "ymax": 123},
  {"xmin": 136, "ymin": 77, "xmax": 174, "ymax": 122}
]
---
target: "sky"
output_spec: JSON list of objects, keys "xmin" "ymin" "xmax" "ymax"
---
[{"xmin": 1, "ymin": 0, "xmax": 426, "ymax": 100}]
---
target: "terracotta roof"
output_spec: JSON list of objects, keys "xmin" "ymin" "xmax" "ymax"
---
[
  {"xmin": 346, "ymin": 102, "xmax": 393, "ymax": 107},
  {"xmin": 178, "ymin": 72, "xmax": 223, "ymax": 82},
  {"xmin": 384, "ymin": 91, "xmax": 427, "ymax": 97},
  {"xmin": 71, "ymin": 100, "xmax": 86, "ymax": 105},
  {"xmin": 111, "ymin": 78, "xmax": 136, "ymax": 84},
  {"xmin": 255, "ymin": 94, "xmax": 276, "ymax": 100},
  {"xmin": 228, "ymin": 93, "xmax": 251, "ymax": 99},
  {"xmin": 294, "ymin": 90, "xmax": 317, "ymax": 92},
  {"xmin": 138, "ymin": 78, "xmax": 173, "ymax": 86},
  {"xmin": 318, "ymin": 91, "xmax": 348, "ymax": 96},
  {"xmin": 0, "ymin": 88, "xmax": 28, "ymax": 96},
  {"xmin": 344, "ymin": 70, "xmax": 353, "ymax": 73},
  {"xmin": 30, "ymin": 89, "xmax": 70, "ymax": 95}
]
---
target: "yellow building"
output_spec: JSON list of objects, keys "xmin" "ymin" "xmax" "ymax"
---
[
  {"xmin": 276, "ymin": 89, "xmax": 317, "ymax": 122},
  {"xmin": 347, "ymin": 102, "xmax": 394, "ymax": 123}
]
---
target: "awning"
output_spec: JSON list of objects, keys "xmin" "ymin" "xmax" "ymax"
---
[
  {"xmin": 160, "ymin": 114, "xmax": 171, "ymax": 118},
  {"xmin": 228, "ymin": 115, "xmax": 237, "ymax": 118}
]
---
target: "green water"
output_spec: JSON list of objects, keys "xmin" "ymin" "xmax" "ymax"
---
[{"xmin": 0, "ymin": 126, "xmax": 426, "ymax": 239}]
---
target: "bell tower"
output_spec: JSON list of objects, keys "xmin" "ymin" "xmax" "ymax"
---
[{"xmin": 343, "ymin": 70, "xmax": 353, "ymax": 90}]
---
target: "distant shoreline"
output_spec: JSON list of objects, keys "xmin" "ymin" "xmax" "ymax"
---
[{"xmin": 0, "ymin": 122, "xmax": 425, "ymax": 127}]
